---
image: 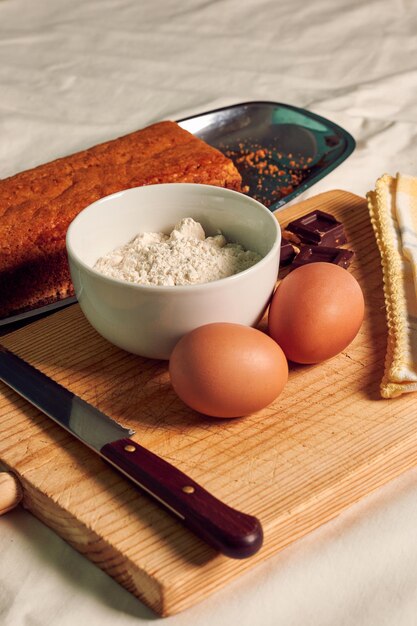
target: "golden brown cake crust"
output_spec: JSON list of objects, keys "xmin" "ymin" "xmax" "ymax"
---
[{"xmin": 0, "ymin": 121, "xmax": 242, "ymax": 318}]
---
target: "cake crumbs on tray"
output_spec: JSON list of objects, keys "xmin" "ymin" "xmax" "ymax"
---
[{"xmin": 222, "ymin": 141, "xmax": 313, "ymax": 207}]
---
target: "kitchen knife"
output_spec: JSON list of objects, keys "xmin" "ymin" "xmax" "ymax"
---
[{"xmin": 0, "ymin": 345, "xmax": 263, "ymax": 559}]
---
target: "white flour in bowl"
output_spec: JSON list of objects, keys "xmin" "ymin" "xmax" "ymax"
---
[{"xmin": 93, "ymin": 217, "xmax": 262, "ymax": 286}]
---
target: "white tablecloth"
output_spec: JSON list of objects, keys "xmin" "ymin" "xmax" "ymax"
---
[{"xmin": 1, "ymin": 1, "xmax": 417, "ymax": 624}]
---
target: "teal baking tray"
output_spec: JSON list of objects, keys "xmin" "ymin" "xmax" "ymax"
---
[{"xmin": 179, "ymin": 100, "xmax": 355, "ymax": 210}]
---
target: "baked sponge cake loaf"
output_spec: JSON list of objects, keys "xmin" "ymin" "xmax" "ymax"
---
[{"xmin": 0, "ymin": 121, "xmax": 242, "ymax": 318}]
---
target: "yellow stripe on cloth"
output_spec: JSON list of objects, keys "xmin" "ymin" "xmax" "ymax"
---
[{"xmin": 367, "ymin": 173, "xmax": 417, "ymax": 398}]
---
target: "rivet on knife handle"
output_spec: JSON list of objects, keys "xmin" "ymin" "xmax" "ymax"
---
[{"xmin": 100, "ymin": 438, "xmax": 263, "ymax": 559}]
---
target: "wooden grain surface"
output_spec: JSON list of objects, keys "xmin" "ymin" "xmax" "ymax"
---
[{"xmin": 1, "ymin": 190, "xmax": 417, "ymax": 616}]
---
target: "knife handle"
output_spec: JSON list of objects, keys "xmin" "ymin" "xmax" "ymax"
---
[{"xmin": 100, "ymin": 438, "xmax": 263, "ymax": 559}]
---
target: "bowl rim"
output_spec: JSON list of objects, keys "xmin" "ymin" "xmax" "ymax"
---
[{"xmin": 66, "ymin": 183, "xmax": 281, "ymax": 293}]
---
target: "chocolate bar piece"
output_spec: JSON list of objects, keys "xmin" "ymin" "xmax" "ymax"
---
[
  {"xmin": 286, "ymin": 210, "xmax": 347, "ymax": 246},
  {"xmin": 280, "ymin": 237, "xmax": 297, "ymax": 266},
  {"xmin": 292, "ymin": 245, "xmax": 354, "ymax": 269}
]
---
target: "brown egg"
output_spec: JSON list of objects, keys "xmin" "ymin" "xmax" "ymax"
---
[
  {"xmin": 268, "ymin": 262, "xmax": 365, "ymax": 364},
  {"xmin": 169, "ymin": 322, "xmax": 288, "ymax": 418}
]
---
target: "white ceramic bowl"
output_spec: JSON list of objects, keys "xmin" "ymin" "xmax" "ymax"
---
[{"xmin": 66, "ymin": 183, "xmax": 281, "ymax": 359}]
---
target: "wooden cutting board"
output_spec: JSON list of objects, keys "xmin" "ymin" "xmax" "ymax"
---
[{"xmin": 1, "ymin": 189, "xmax": 417, "ymax": 617}]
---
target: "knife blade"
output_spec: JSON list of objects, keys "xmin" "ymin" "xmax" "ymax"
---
[{"xmin": 0, "ymin": 345, "xmax": 263, "ymax": 559}]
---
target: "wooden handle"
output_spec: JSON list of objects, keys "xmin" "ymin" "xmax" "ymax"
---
[
  {"xmin": 0, "ymin": 472, "xmax": 22, "ymax": 515},
  {"xmin": 101, "ymin": 438, "xmax": 263, "ymax": 559}
]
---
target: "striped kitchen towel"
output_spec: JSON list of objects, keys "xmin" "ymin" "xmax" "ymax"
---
[{"xmin": 367, "ymin": 173, "xmax": 417, "ymax": 398}]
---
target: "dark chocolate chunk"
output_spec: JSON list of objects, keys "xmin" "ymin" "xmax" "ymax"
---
[
  {"xmin": 286, "ymin": 210, "xmax": 347, "ymax": 247},
  {"xmin": 292, "ymin": 245, "xmax": 354, "ymax": 269},
  {"xmin": 280, "ymin": 237, "xmax": 297, "ymax": 266}
]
